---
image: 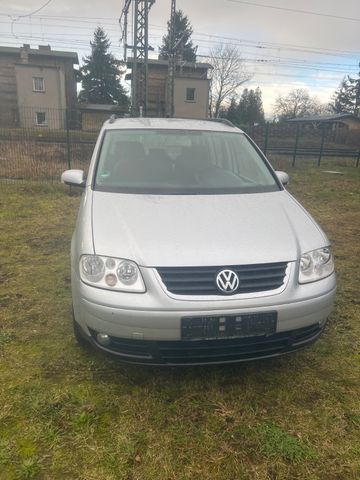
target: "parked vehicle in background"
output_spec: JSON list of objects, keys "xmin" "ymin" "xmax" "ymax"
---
[{"xmin": 61, "ymin": 117, "xmax": 336, "ymax": 365}]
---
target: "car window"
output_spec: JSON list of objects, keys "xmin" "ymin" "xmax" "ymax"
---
[{"xmin": 94, "ymin": 129, "xmax": 280, "ymax": 194}]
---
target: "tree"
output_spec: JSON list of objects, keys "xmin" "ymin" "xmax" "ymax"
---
[
  {"xmin": 238, "ymin": 87, "xmax": 265, "ymax": 125},
  {"xmin": 224, "ymin": 88, "xmax": 265, "ymax": 126},
  {"xmin": 209, "ymin": 44, "xmax": 251, "ymax": 118},
  {"xmin": 273, "ymin": 88, "xmax": 325, "ymax": 121},
  {"xmin": 79, "ymin": 27, "xmax": 129, "ymax": 106},
  {"xmin": 330, "ymin": 67, "xmax": 360, "ymax": 116},
  {"xmin": 226, "ymin": 97, "xmax": 239, "ymax": 124},
  {"xmin": 159, "ymin": 9, "xmax": 197, "ymax": 62}
]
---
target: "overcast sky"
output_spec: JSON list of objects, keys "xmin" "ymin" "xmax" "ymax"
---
[{"xmin": 1, "ymin": 0, "xmax": 359, "ymax": 116}]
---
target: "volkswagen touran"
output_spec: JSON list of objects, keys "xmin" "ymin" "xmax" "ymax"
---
[{"xmin": 61, "ymin": 117, "xmax": 336, "ymax": 365}]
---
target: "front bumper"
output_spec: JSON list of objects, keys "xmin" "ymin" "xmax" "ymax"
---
[
  {"xmin": 80, "ymin": 321, "xmax": 325, "ymax": 365},
  {"xmin": 72, "ymin": 265, "xmax": 336, "ymax": 365}
]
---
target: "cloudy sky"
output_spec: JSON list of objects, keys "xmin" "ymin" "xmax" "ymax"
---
[{"xmin": 1, "ymin": 0, "xmax": 359, "ymax": 116}]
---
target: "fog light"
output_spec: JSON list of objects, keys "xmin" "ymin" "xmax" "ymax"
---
[{"xmin": 96, "ymin": 333, "xmax": 111, "ymax": 346}]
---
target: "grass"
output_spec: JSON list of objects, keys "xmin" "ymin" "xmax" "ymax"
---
[
  {"xmin": 0, "ymin": 141, "xmax": 92, "ymax": 181},
  {"xmin": 0, "ymin": 166, "xmax": 360, "ymax": 479},
  {"xmin": 0, "ymin": 127, "xmax": 98, "ymax": 142}
]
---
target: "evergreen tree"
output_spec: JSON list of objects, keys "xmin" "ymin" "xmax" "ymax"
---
[
  {"xmin": 79, "ymin": 27, "xmax": 129, "ymax": 106},
  {"xmin": 230, "ymin": 87, "xmax": 265, "ymax": 125},
  {"xmin": 253, "ymin": 87, "xmax": 265, "ymax": 123},
  {"xmin": 226, "ymin": 97, "xmax": 239, "ymax": 124},
  {"xmin": 238, "ymin": 88, "xmax": 250, "ymax": 124},
  {"xmin": 159, "ymin": 10, "xmax": 197, "ymax": 62},
  {"xmin": 331, "ymin": 66, "xmax": 360, "ymax": 116}
]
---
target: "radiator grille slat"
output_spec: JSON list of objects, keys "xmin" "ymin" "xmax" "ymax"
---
[{"xmin": 156, "ymin": 262, "xmax": 288, "ymax": 296}]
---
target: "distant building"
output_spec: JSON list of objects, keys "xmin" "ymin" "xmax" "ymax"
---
[
  {"xmin": 287, "ymin": 113, "xmax": 360, "ymax": 144},
  {"xmin": 287, "ymin": 113, "xmax": 360, "ymax": 131},
  {"xmin": 127, "ymin": 58, "xmax": 211, "ymax": 118},
  {"xmin": 0, "ymin": 44, "xmax": 78, "ymax": 128},
  {"xmin": 78, "ymin": 104, "xmax": 128, "ymax": 131}
]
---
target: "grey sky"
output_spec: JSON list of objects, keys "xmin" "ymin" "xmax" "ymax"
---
[{"xmin": 1, "ymin": 0, "xmax": 359, "ymax": 115}]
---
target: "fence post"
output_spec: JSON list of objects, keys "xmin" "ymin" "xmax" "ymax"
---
[
  {"xmin": 356, "ymin": 149, "xmax": 360, "ymax": 168},
  {"xmin": 263, "ymin": 122, "xmax": 269, "ymax": 155},
  {"xmin": 292, "ymin": 124, "xmax": 300, "ymax": 167},
  {"xmin": 66, "ymin": 108, "xmax": 71, "ymax": 170},
  {"xmin": 318, "ymin": 127, "xmax": 326, "ymax": 167}
]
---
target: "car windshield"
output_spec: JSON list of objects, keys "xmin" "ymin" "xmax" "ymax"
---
[{"xmin": 94, "ymin": 129, "xmax": 280, "ymax": 194}]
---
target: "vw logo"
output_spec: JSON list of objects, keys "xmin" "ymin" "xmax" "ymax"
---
[{"xmin": 216, "ymin": 269, "xmax": 240, "ymax": 294}]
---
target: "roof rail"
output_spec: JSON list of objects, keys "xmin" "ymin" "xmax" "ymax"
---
[{"xmin": 208, "ymin": 118, "xmax": 236, "ymax": 128}]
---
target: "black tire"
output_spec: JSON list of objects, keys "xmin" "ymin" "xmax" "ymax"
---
[{"xmin": 72, "ymin": 307, "xmax": 91, "ymax": 349}]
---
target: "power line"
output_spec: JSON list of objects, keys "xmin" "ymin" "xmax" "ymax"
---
[
  {"xmin": 0, "ymin": 12, "xmax": 114, "ymax": 20},
  {"xmin": 187, "ymin": 31, "xmax": 360, "ymax": 57},
  {"xmin": 8, "ymin": 0, "xmax": 53, "ymax": 39},
  {"xmin": 0, "ymin": 31, "xmax": 355, "ymax": 78},
  {"xmin": 227, "ymin": 0, "xmax": 360, "ymax": 23},
  {"xmin": 7, "ymin": 0, "xmax": 52, "ymax": 20},
  {"xmin": 1, "ymin": 12, "xmax": 359, "ymax": 58}
]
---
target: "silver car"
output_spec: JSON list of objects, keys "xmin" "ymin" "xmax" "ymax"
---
[{"xmin": 62, "ymin": 117, "xmax": 336, "ymax": 365}]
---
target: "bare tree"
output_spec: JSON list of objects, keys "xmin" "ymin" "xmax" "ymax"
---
[
  {"xmin": 209, "ymin": 44, "xmax": 251, "ymax": 118},
  {"xmin": 273, "ymin": 88, "xmax": 329, "ymax": 121}
]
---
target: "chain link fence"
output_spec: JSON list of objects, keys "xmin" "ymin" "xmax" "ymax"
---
[{"xmin": 0, "ymin": 108, "xmax": 359, "ymax": 184}]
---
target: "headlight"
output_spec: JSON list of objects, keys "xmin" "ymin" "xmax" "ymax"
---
[
  {"xmin": 79, "ymin": 255, "xmax": 145, "ymax": 292},
  {"xmin": 299, "ymin": 247, "xmax": 334, "ymax": 284}
]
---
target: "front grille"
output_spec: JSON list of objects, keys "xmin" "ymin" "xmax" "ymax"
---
[
  {"xmin": 90, "ymin": 323, "xmax": 323, "ymax": 365},
  {"xmin": 156, "ymin": 262, "xmax": 288, "ymax": 296}
]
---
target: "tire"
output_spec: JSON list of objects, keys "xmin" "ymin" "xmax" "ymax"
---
[{"xmin": 72, "ymin": 307, "xmax": 91, "ymax": 349}]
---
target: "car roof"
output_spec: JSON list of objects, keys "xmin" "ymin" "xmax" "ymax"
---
[{"xmin": 102, "ymin": 117, "xmax": 243, "ymax": 133}]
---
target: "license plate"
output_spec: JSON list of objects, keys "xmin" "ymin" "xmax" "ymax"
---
[{"xmin": 181, "ymin": 312, "xmax": 277, "ymax": 340}]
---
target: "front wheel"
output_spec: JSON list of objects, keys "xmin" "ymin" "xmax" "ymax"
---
[{"xmin": 72, "ymin": 307, "xmax": 91, "ymax": 349}]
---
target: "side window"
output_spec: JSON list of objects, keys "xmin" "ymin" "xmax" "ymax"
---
[
  {"xmin": 35, "ymin": 112, "xmax": 47, "ymax": 126},
  {"xmin": 33, "ymin": 77, "xmax": 45, "ymax": 92},
  {"xmin": 186, "ymin": 88, "xmax": 196, "ymax": 102}
]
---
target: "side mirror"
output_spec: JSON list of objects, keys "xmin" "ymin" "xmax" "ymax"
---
[
  {"xmin": 275, "ymin": 171, "xmax": 289, "ymax": 186},
  {"xmin": 61, "ymin": 169, "xmax": 86, "ymax": 187}
]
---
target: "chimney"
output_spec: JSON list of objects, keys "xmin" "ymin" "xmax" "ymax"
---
[
  {"xmin": 19, "ymin": 44, "xmax": 30, "ymax": 64},
  {"xmin": 38, "ymin": 45, "xmax": 51, "ymax": 52}
]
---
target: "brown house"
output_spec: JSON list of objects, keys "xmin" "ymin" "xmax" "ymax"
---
[
  {"xmin": 78, "ymin": 104, "xmax": 129, "ymax": 131},
  {"xmin": 287, "ymin": 113, "xmax": 360, "ymax": 144},
  {"xmin": 127, "ymin": 58, "xmax": 211, "ymax": 118},
  {"xmin": 0, "ymin": 44, "xmax": 78, "ymax": 128}
]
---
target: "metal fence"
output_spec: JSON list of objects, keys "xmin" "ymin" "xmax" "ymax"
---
[
  {"xmin": 0, "ymin": 108, "xmax": 359, "ymax": 183},
  {"xmin": 0, "ymin": 107, "xmax": 98, "ymax": 183},
  {"xmin": 243, "ymin": 123, "xmax": 360, "ymax": 168}
]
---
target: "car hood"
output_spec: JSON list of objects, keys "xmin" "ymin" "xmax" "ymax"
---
[{"xmin": 91, "ymin": 190, "xmax": 327, "ymax": 267}]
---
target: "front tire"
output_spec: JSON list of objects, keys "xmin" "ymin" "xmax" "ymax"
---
[{"xmin": 72, "ymin": 307, "xmax": 91, "ymax": 349}]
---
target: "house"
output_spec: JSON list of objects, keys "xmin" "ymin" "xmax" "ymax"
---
[
  {"xmin": 127, "ymin": 58, "xmax": 211, "ymax": 118},
  {"xmin": 0, "ymin": 44, "xmax": 78, "ymax": 129},
  {"xmin": 78, "ymin": 104, "xmax": 128, "ymax": 131},
  {"xmin": 287, "ymin": 113, "xmax": 360, "ymax": 144}
]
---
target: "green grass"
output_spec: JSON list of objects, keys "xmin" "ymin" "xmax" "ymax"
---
[{"xmin": 1, "ymin": 167, "xmax": 360, "ymax": 479}]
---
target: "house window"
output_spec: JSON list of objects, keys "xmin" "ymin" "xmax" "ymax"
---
[
  {"xmin": 35, "ymin": 112, "xmax": 47, "ymax": 126},
  {"xmin": 33, "ymin": 77, "xmax": 45, "ymax": 92},
  {"xmin": 186, "ymin": 88, "xmax": 196, "ymax": 102}
]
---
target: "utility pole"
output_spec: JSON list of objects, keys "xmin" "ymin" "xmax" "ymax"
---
[
  {"xmin": 120, "ymin": 0, "xmax": 155, "ymax": 116},
  {"xmin": 121, "ymin": 0, "xmax": 131, "ymax": 62},
  {"xmin": 165, "ymin": 0, "xmax": 176, "ymax": 117}
]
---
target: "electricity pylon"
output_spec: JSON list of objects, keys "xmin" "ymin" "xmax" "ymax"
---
[{"xmin": 120, "ymin": 0, "xmax": 155, "ymax": 116}]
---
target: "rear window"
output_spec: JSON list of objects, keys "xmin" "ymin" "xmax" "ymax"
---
[{"xmin": 94, "ymin": 129, "xmax": 280, "ymax": 194}]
